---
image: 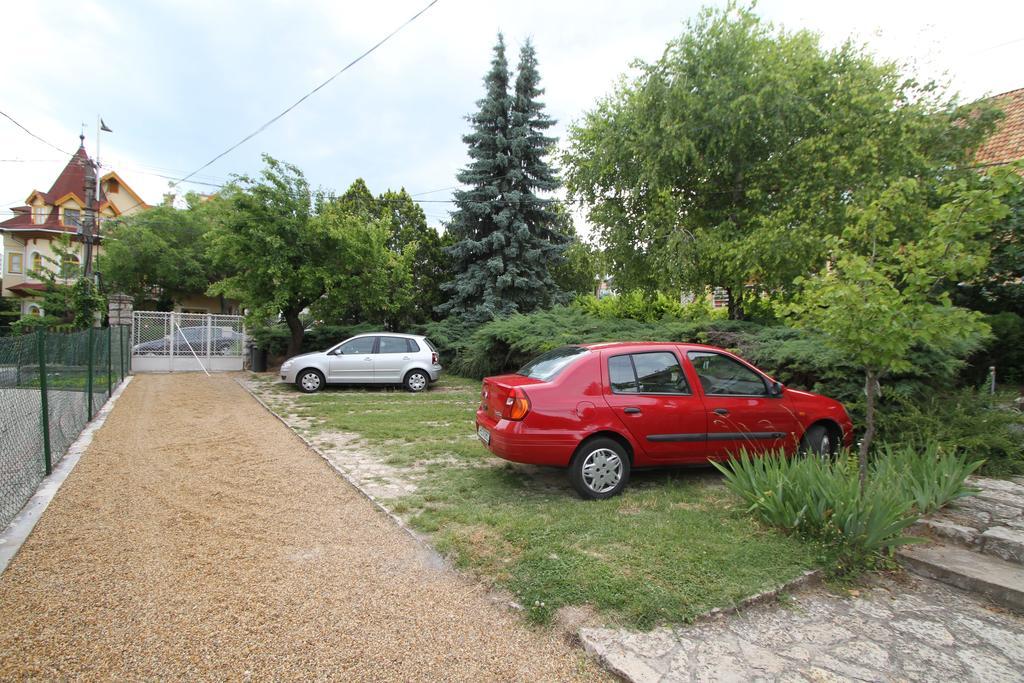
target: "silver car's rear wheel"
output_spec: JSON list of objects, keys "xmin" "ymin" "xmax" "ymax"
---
[
  {"xmin": 297, "ymin": 369, "xmax": 324, "ymax": 393},
  {"xmin": 404, "ymin": 370, "xmax": 429, "ymax": 392}
]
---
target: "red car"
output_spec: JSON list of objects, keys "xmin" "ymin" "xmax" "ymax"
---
[{"xmin": 475, "ymin": 342, "xmax": 853, "ymax": 499}]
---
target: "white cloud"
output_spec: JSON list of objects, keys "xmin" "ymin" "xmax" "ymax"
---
[{"xmin": 2, "ymin": 0, "xmax": 1021, "ymax": 238}]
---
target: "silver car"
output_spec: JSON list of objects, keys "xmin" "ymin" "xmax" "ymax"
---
[{"xmin": 279, "ymin": 333, "xmax": 442, "ymax": 393}]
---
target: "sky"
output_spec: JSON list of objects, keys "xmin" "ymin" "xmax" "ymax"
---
[{"xmin": 2, "ymin": 0, "xmax": 1022, "ymax": 232}]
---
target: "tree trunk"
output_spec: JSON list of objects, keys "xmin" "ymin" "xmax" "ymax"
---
[
  {"xmin": 859, "ymin": 369, "xmax": 878, "ymax": 494},
  {"xmin": 283, "ymin": 309, "xmax": 304, "ymax": 359},
  {"xmin": 726, "ymin": 287, "xmax": 744, "ymax": 320}
]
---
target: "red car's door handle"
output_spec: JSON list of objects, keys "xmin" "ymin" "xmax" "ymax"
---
[
  {"xmin": 713, "ymin": 408, "xmax": 730, "ymax": 416},
  {"xmin": 623, "ymin": 407, "xmax": 641, "ymax": 415}
]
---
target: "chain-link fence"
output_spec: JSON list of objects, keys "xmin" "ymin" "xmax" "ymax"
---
[{"xmin": 0, "ymin": 326, "xmax": 130, "ymax": 528}]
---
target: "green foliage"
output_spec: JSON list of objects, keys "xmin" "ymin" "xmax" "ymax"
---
[
  {"xmin": 565, "ymin": 4, "xmax": 1001, "ymax": 318},
  {"xmin": 249, "ymin": 320, "xmax": 380, "ymax": 358},
  {"xmin": 99, "ymin": 196, "xmax": 223, "ymax": 309},
  {"xmin": 11, "ymin": 234, "xmax": 104, "ymax": 332},
  {"xmin": 787, "ymin": 170, "xmax": 1021, "ymax": 469},
  {"xmin": 440, "ymin": 35, "xmax": 568, "ymax": 322},
  {"xmin": 207, "ymin": 157, "xmax": 413, "ymax": 357},
  {"xmin": 876, "ymin": 389, "xmax": 1024, "ymax": 476},
  {"xmin": 871, "ymin": 443, "xmax": 983, "ymax": 516},
  {"xmin": 966, "ymin": 312, "xmax": 1024, "ymax": 385},
  {"xmin": 0, "ymin": 297, "xmax": 19, "ymax": 336},
  {"xmin": 379, "ymin": 188, "xmax": 451, "ymax": 326},
  {"xmin": 549, "ymin": 205, "xmax": 601, "ymax": 297},
  {"xmin": 574, "ymin": 290, "xmax": 720, "ymax": 323},
  {"xmin": 331, "ymin": 180, "xmax": 450, "ymax": 327},
  {"xmin": 713, "ymin": 446, "xmax": 981, "ymax": 574},
  {"xmin": 956, "ymin": 172, "xmax": 1024, "ymax": 315},
  {"xmin": 443, "ymin": 307, "xmax": 704, "ymax": 378}
]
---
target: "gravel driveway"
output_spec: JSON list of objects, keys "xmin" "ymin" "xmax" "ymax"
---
[{"xmin": 0, "ymin": 374, "xmax": 599, "ymax": 680}]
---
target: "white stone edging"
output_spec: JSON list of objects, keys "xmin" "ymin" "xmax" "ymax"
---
[{"xmin": 0, "ymin": 376, "xmax": 134, "ymax": 574}]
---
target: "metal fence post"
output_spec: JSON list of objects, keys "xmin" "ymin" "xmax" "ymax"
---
[
  {"xmin": 107, "ymin": 326, "xmax": 113, "ymax": 395},
  {"xmin": 37, "ymin": 329, "xmax": 52, "ymax": 476},
  {"xmin": 122, "ymin": 324, "xmax": 129, "ymax": 378},
  {"xmin": 86, "ymin": 326, "xmax": 94, "ymax": 419}
]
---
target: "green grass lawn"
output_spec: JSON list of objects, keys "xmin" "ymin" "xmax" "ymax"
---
[{"xmin": 258, "ymin": 373, "xmax": 818, "ymax": 628}]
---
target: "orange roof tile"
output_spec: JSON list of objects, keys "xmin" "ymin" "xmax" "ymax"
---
[{"xmin": 976, "ymin": 87, "xmax": 1024, "ymax": 167}]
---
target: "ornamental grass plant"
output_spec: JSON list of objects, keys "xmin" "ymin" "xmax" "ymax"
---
[{"xmin": 712, "ymin": 445, "xmax": 983, "ymax": 574}]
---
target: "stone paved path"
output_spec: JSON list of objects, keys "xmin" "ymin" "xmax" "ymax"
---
[{"xmin": 580, "ymin": 573, "xmax": 1024, "ymax": 682}]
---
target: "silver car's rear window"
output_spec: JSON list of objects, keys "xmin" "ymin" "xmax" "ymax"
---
[{"xmin": 517, "ymin": 346, "xmax": 589, "ymax": 381}]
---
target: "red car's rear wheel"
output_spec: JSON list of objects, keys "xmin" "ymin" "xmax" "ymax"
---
[{"xmin": 569, "ymin": 437, "xmax": 631, "ymax": 500}]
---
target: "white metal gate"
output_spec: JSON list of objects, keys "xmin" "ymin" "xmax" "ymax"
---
[{"xmin": 131, "ymin": 311, "xmax": 247, "ymax": 373}]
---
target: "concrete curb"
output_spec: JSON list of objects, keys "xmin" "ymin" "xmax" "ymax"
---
[
  {"xmin": 692, "ymin": 568, "xmax": 821, "ymax": 622},
  {"xmin": 234, "ymin": 377, "xmax": 446, "ymax": 565},
  {"xmin": 0, "ymin": 376, "xmax": 134, "ymax": 575}
]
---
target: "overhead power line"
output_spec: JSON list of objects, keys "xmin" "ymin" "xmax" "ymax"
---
[
  {"xmin": 171, "ymin": 0, "xmax": 440, "ymax": 189},
  {"xmin": 0, "ymin": 111, "xmax": 73, "ymax": 157}
]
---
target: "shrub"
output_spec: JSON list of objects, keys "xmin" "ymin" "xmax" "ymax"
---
[
  {"xmin": 439, "ymin": 307, "xmax": 705, "ymax": 378},
  {"xmin": 965, "ymin": 312, "xmax": 1024, "ymax": 386},
  {"xmin": 871, "ymin": 443, "xmax": 983, "ymax": 516},
  {"xmin": 712, "ymin": 445, "xmax": 983, "ymax": 574},
  {"xmin": 248, "ymin": 320, "xmax": 379, "ymax": 358},
  {"xmin": 573, "ymin": 290, "xmax": 722, "ymax": 322},
  {"xmin": 876, "ymin": 388, "xmax": 1024, "ymax": 476}
]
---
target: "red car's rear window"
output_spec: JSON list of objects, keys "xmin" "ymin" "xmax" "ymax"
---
[{"xmin": 517, "ymin": 346, "xmax": 589, "ymax": 381}]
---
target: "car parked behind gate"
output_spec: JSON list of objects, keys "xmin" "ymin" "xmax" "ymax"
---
[
  {"xmin": 475, "ymin": 342, "xmax": 853, "ymax": 499},
  {"xmin": 133, "ymin": 325, "xmax": 245, "ymax": 356},
  {"xmin": 279, "ymin": 333, "xmax": 442, "ymax": 393}
]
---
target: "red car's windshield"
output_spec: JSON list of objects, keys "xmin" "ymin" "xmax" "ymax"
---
[{"xmin": 517, "ymin": 346, "xmax": 589, "ymax": 381}]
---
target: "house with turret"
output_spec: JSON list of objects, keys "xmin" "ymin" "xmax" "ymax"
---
[{"xmin": 1, "ymin": 137, "xmax": 148, "ymax": 318}]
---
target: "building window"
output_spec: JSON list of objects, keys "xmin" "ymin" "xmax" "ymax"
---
[
  {"xmin": 7, "ymin": 252, "xmax": 23, "ymax": 274},
  {"xmin": 32, "ymin": 205, "xmax": 47, "ymax": 224},
  {"xmin": 107, "ymin": 178, "xmax": 119, "ymax": 194},
  {"xmin": 27, "ymin": 304, "xmax": 43, "ymax": 317},
  {"xmin": 31, "ymin": 252, "xmax": 44, "ymax": 274},
  {"xmin": 61, "ymin": 254, "xmax": 81, "ymax": 279},
  {"xmin": 64, "ymin": 208, "xmax": 81, "ymax": 227}
]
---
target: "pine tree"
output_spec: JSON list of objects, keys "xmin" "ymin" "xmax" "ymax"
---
[{"xmin": 439, "ymin": 35, "xmax": 566, "ymax": 322}]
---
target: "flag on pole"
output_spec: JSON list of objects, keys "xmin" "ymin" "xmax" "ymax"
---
[{"xmin": 99, "ymin": 118, "xmax": 112, "ymax": 132}]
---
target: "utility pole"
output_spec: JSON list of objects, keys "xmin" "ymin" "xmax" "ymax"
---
[{"xmin": 80, "ymin": 134, "xmax": 97, "ymax": 281}]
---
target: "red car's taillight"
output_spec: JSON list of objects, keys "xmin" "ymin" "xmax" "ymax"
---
[
  {"xmin": 431, "ymin": 352, "xmax": 439, "ymax": 365},
  {"xmin": 504, "ymin": 387, "xmax": 531, "ymax": 421}
]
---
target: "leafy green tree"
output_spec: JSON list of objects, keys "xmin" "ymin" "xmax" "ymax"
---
[
  {"xmin": 565, "ymin": 5, "xmax": 1001, "ymax": 318},
  {"xmin": 440, "ymin": 35, "xmax": 567, "ymax": 322},
  {"xmin": 321, "ymin": 179, "xmax": 449, "ymax": 327},
  {"xmin": 379, "ymin": 188, "xmax": 451, "ymax": 325},
  {"xmin": 308, "ymin": 195, "xmax": 417, "ymax": 331},
  {"xmin": 207, "ymin": 157, "xmax": 408, "ymax": 357},
  {"xmin": 786, "ymin": 169, "xmax": 1021, "ymax": 487},
  {"xmin": 99, "ymin": 198, "xmax": 221, "ymax": 310},
  {"xmin": 956, "ymin": 176, "xmax": 1024, "ymax": 315},
  {"xmin": 12, "ymin": 234, "xmax": 104, "ymax": 331},
  {"xmin": 550, "ymin": 205, "xmax": 600, "ymax": 297}
]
